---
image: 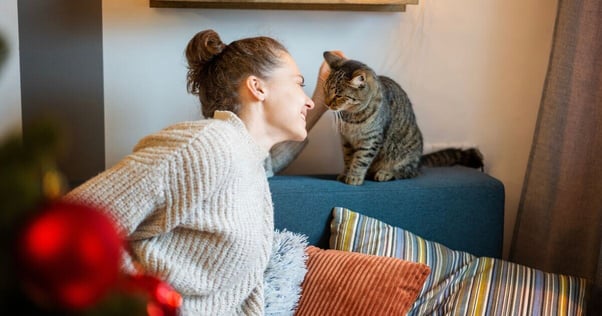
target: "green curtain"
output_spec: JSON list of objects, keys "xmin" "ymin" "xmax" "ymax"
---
[{"xmin": 510, "ymin": 0, "xmax": 602, "ymax": 313}]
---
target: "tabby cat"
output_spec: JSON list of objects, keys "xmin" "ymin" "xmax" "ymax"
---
[{"xmin": 323, "ymin": 51, "xmax": 483, "ymax": 185}]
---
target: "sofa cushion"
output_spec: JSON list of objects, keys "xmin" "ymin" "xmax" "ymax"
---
[
  {"xmin": 294, "ymin": 246, "xmax": 430, "ymax": 316},
  {"xmin": 330, "ymin": 207, "xmax": 589, "ymax": 316},
  {"xmin": 269, "ymin": 167, "xmax": 504, "ymax": 257},
  {"xmin": 330, "ymin": 206, "xmax": 475, "ymax": 312}
]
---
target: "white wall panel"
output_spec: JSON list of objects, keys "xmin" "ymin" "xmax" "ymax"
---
[
  {"xmin": 0, "ymin": 0, "xmax": 22, "ymax": 137},
  {"xmin": 103, "ymin": 0, "xmax": 558, "ymax": 258}
]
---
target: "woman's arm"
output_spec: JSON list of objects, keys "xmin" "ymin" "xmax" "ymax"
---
[
  {"xmin": 63, "ymin": 157, "xmax": 165, "ymax": 237},
  {"xmin": 63, "ymin": 122, "xmax": 222, "ymax": 238}
]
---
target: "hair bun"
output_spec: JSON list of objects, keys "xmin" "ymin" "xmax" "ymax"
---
[
  {"xmin": 185, "ymin": 29, "xmax": 226, "ymax": 95},
  {"xmin": 186, "ymin": 29, "xmax": 226, "ymax": 63}
]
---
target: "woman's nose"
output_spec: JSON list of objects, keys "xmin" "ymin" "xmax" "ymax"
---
[{"xmin": 306, "ymin": 95, "xmax": 315, "ymax": 109}]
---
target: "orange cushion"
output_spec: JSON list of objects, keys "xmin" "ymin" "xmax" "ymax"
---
[{"xmin": 295, "ymin": 246, "xmax": 430, "ymax": 316}]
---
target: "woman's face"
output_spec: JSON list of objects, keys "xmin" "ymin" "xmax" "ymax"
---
[{"xmin": 262, "ymin": 53, "xmax": 315, "ymax": 142}]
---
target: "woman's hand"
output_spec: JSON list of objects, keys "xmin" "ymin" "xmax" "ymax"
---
[
  {"xmin": 317, "ymin": 50, "xmax": 346, "ymax": 84},
  {"xmin": 311, "ymin": 50, "xmax": 346, "ymax": 115}
]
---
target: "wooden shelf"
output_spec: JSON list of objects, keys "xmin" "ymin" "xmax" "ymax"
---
[{"xmin": 149, "ymin": 0, "xmax": 419, "ymax": 12}]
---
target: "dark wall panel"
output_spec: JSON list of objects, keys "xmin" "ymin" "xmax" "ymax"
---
[{"xmin": 18, "ymin": 0, "xmax": 104, "ymax": 184}]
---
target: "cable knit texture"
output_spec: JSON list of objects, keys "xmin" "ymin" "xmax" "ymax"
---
[{"xmin": 65, "ymin": 111, "xmax": 274, "ymax": 315}]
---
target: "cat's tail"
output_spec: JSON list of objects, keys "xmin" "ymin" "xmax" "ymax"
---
[{"xmin": 420, "ymin": 148, "xmax": 484, "ymax": 171}]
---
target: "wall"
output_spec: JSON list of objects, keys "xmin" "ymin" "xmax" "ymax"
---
[
  {"xmin": 0, "ymin": 0, "xmax": 558, "ymax": 258},
  {"xmin": 103, "ymin": 0, "xmax": 557, "ymax": 258},
  {"xmin": 17, "ymin": 0, "xmax": 105, "ymax": 183},
  {"xmin": 0, "ymin": 0, "xmax": 21, "ymax": 137}
]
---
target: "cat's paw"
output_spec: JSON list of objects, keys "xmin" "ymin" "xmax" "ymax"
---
[
  {"xmin": 342, "ymin": 175, "xmax": 365, "ymax": 185},
  {"xmin": 374, "ymin": 170, "xmax": 394, "ymax": 182}
]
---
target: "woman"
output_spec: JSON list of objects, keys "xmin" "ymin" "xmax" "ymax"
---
[{"xmin": 65, "ymin": 30, "xmax": 334, "ymax": 315}]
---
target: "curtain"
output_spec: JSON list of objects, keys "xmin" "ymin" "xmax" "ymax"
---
[{"xmin": 509, "ymin": 0, "xmax": 601, "ymax": 313}]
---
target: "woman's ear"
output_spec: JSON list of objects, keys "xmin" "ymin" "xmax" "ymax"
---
[{"xmin": 245, "ymin": 75, "xmax": 267, "ymax": 101}]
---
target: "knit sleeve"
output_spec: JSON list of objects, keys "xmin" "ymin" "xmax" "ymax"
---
[
  {"xmin": 64, "ymin": 121, "xmax": 230, "ymax": 238},
  {"xmin": 268, "ymin": 139, "xmax": 308, "ymax": 175},
  {"xmin": 64, "ymin": 154, "xmax": 166, "ymax": 237}
]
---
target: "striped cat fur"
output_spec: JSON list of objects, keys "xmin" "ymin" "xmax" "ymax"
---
[{"xmin": 323, "ymin": 51, "xmax": 483, "ymax": 185}]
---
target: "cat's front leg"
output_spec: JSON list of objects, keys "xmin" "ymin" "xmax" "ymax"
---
[
  {"xmin": 344, "ymin": 155, "xmax": 370, "ymax": 185},
  {"xmin": 342, "ymin": 144, "xmax": 379, "ymax": 185},
  {"xmin": 342, "ymin": 173, "xmax": 366, "ymax": 185},
  {"xmin": 337, "ymin": 140, "xmax": 354, "ymax": 182}
]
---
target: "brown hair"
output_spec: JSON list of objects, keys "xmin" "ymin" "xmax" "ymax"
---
[{"xmin": 185, "ymin": 29, "xmax": 288, "ymax": 118}]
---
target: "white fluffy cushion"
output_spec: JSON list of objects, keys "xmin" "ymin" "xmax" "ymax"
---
[{"xmin": 263, "ymin": 229, "xmax": 309, "ymax": 316}]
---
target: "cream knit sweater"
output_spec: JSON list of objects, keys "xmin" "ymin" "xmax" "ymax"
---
[{"xmin": 65, "ymin": 111, "xmax": 274, "ymax": 315}]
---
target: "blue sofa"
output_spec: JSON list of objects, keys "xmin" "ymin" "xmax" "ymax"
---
[{"xmin": 268, "ymin": 166, "xmax": 505, "ymax": 258}]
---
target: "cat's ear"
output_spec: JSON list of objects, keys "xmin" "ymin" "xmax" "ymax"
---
[
  {"xmin": 351, "ymin": 72, "xmax": 367, "ymax": 89},
  {"xmin": 323, "ymin": 51, "xmax": 344, "ymax": 67}
]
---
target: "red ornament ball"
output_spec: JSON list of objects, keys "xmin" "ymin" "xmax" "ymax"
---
[
  {"xmin": 122, "ymin": 274, "xmax": 183, "ymax": 316},
  {"xmin": 17, "ymin": 200, "xmax": 124, "ymax": 310}
]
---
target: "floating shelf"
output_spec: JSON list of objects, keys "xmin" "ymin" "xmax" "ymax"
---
[{"xmin": 149, "ymin": 0, "xmax": 419, "ymax": 12}]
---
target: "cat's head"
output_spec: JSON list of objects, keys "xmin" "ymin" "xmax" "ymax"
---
[{"xmin": 322, "ymin": 51, "xmax": 380, "ymax": 113}]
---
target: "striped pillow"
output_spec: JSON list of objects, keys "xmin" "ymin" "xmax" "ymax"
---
[
  {"xmin": 330, "ymin": 207, "xmax": 589, "ymax": 316},
  {"xmin": 294, "ymin": 246, "xmax": 430, "ymax": 316}
]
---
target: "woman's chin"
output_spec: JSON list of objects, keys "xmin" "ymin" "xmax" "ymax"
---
[{"xmin": 291, "ymin": 131, "xmax": 307, "ymax": 142}]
